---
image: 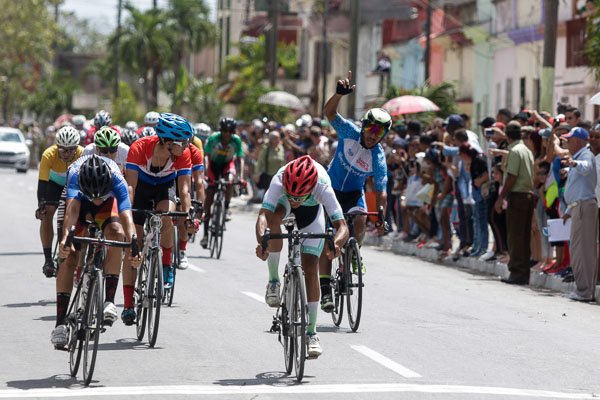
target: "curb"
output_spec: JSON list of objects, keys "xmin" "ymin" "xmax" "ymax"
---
[{"xmin": 362, "ymin": 234, "xmax": 600, "ymax": 301}]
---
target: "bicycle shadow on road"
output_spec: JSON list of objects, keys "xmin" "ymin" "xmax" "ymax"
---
[
  {"xmin": 33, "ymin": 315, "xmax": 56, "ymax": 322},
  {"xmin": 0, "ymin": 251, "xmax": 43, "ymax": 257},
  {"xmin": 97, "ymin": 338, "xmax": 158, "ymax": 351},
  {"xmin": 2, "ymin": 299, "xmax": 55, "ymax": 308},
  {"xmin": 214, "ymin": 372, "xmax": 310, "ymax": 387},
  {"xmin": 5, "ymin": 374, "xmax": 103, "ymax": 389}
]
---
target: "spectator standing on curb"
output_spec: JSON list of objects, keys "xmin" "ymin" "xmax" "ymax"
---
[
  {"xmin": 589, "ymin": 123, "xmax": 600, "ymax": 283},
  {"xmin": 495, "ymin": 121, "xmax": 535, "ymax": 285},
  {"xmin": 253, "ymin": 131, "xmax": 286, "ymax": 202},
  {"xmin": 561, "ymin": 127, "xmax": 597, "ymax": 301}
]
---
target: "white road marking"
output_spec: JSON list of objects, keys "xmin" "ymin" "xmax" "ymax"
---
[
  {"xmin": 188, "ymin": 264, "xmax": 206, "ymax": 273},
  {"xmin": 351, "ymin": 345, "xmax": 422, "ymax": 378},
  {"xmin": 0, "ymin": 383, "xmax": 595, "ymax": 398},
  {"xmin": 242, "ymin": 291, "xmax": 265, "ymax": 304}
]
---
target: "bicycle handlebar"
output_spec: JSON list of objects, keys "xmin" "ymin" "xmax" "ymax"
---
[
  {"xmin": 344, "ymin": 206, "xmax": 389, "ymax": 233},
  {"xmin": 131, "ymin": 209, "xmax": 190, "ymax": 218},
  {"xmin": 261, "ymin": 228, "xmax": 335, "ymax": 254},
  {"xmin": 38, "ymin": 200, "xmax": 60, "ymax": 207}
]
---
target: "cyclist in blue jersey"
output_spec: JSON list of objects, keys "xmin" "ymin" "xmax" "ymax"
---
[
  {"xmin": 51, "ymin": 155, "xmax": 140, "ymax": 348},
  {"xmin": 319, "ymin": 70, "xmax": 392, "ymax": 312}
]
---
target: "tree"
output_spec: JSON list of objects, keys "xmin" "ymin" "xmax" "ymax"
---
[
  {"xmin": 222, "ymin": 36, "xmax": 298, "ymax": 122},
  {"xmin": 110, "ymin": 5, "xmax": 174, "ymax": 109},
  {"xmin": 0, "ymin": 0, "xmax": 56, "ymax": 120},
  {"xmin": 112, "ymin": 81, "xmax": 142, "ymax": 125},
  {"xmin": 25, "ymin": 70, "xmax": 78, "ymax": 123},
  {"xmin": 584, "ymin": 2, "xmax": 600, "ymax": 82},
  {"xmin": 165, "ymin": 0, "xmax": 218, "ymax": 112}
]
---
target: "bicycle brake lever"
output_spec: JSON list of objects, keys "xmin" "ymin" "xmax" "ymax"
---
[
  {"xmin": 261, "ymin": 229, "xmax": 271, "ymax": 255},
  {"xmin": 131, "ymin": 235, "xmax": 139, "ymax": 258}
]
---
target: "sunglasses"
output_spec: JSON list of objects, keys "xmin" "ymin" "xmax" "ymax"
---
[
  {"xmin": 363, "ymin": 123, "xmax": 387, "ymax": 139},
  {"xmin": 58, "ymin": 146, "xmax": 77, "ymax": 153},
  {"xmin": 98, "ymin": 146, "xmax": 118, "ymax": 154},
  {"xmin": 286, "ymin": 193, "xmax": 309, "ymax": 203},
  {"xmin": 170, "ymin": 139, "xmax": 189, "ymax": 147}
]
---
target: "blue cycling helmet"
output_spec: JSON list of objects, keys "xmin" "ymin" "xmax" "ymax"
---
[{"xmin": 155, "ymin": 113, "xmax": 194, "ymax": 141}]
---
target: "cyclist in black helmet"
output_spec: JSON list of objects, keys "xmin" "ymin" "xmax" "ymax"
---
[{"xmin": 51, "ymin": 155, "xmax": 140, "ymax": 349}]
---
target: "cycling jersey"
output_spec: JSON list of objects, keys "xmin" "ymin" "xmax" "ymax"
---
[
  {"xmin": 39, "ymin": 144, "xmax": 84, "ymax": 186},
  {"xmin": 192, "ymin": 136, "xmax": 204, "ymax": 152},
  {"xmin": 65, "ymin": 155, "xmax": 131, "ymax": 213},
  {"xmin": 83, "ymin": 142, "xmax": 130, "ymax": 172},
  {"xmin": 328, "ymin": 114, "xmax": 387, "ymax": 192},
  {"xmin": 126, "ymin": 135, "xmax": 192, "ymax": 185},
  {"xmin": 204, "ymin": 132, "xmax": 243, "ymax": 167},
  {"xmin": 189, "ymin": 143, "xmax": 204, "ymax": 172},
  {"xmin": 262, "ymin": 161, "xmax": 344, "ymax": 222}
]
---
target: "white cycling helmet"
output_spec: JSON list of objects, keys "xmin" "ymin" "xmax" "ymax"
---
[
  {"xmin": 144, "ymin": 111, "xmax": 160, "ymax": 125},
  {"xmin": 125, "ymin": 120, "xmax": 138, "ymax": 131},
  {"xmin": 56, "ymin": 126, "xmax": 80, "ymax": 147},
  {"xmin": 195, "ymin": 123, "xmax": 212, "ymax": 139},
  {"xmin": 71, "ymin": 115, "xmax": 86, "ymax": 127}
]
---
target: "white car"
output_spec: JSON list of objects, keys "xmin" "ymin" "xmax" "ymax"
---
[{"xmin": 0, "ymin": 127, "xmax": 30, "ymax": 173}]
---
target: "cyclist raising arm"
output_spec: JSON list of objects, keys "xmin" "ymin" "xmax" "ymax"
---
[
  {"xmin": 120, "ymin": 113, "xmax": 195, "ymax": 325},
  {"xmin": 51, "ymin": 155, "xmax": 140, "ymax": 348},
  {"xmin": 320, "ymin": 70, "xmax": 391, "ymax": 311},
  {"xmin": 255, "ymin": 156, "xmax": 349, "ymax": 359},
  {"xmin": 36, "ymin": 126, "xmax": 83, "ymax": 277}
]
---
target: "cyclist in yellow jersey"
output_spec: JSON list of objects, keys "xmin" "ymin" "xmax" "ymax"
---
[{"xmin": 36, "ymin": 126, "xmax": 83, "ymax": 277}]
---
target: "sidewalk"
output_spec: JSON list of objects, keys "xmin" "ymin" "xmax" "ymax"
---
[{"xmin": 363, "ymin": 233, "xmax": 600, "ymax": 303}]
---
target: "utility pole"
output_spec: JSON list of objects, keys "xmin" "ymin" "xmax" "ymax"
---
[
  {"xmin": 347, "ymin": 0, "xmax": 359, "ymax": 119},
  {"xmin": 114, "ymin": 0, "xmax": 122, "ymax": 99},
  {"xmin": 540, "ymin": 0, "xmax": 558, "ymax": 113},
  {"xmin": 269, "ymin": 0, "xmax": 280, "ymax": 87},
  {"xmin": 53, "ymin": 1, "xmax": 60, "ymax": 69},
  {"xmin": 320, "ymin": 0, "xmax": 328, "ymax": 117},
  {"xmin": 153, "ymin": 0, "xmax": 157, "ymax": 8},
  {"xmin": 424, "ymin": 0, "xmax": 432, "ymax": 83}
]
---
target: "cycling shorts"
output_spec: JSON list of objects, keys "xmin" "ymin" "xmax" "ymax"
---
[
  {"xmin": 277, "ymin": 200, "xmax": 325, "ymax": 257},
  {"xmin": 132, "ymin": 180, "xmax": 176, "ymax": 225},
  {"xmin": 333, "ymin": 189, "xmax": 366, "ymax": 214},
  {"xmin": 44, "ymin": 180, "xmax": 65, "ymax": 203},
  {"xmin": 73, "ymin": 198, "xmax": 120, "ymax": 250},
  {"xmin": 206, "ymin": 160, "xmax": 236, "ymax": 187}
]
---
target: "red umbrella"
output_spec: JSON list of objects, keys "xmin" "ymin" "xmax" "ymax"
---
[{"xmin": 382, "ymin": 95, "xmax": 440, "ymax": 116}]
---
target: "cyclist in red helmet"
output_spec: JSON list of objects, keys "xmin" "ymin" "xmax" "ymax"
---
[{"xmin": 255, "ymin": 155, "xmax": 349, "ymax": 360}]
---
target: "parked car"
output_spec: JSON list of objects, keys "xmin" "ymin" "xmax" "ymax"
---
[{"xmin": 0, "ymin": 127, "xmax": 30, "ymax": 173}]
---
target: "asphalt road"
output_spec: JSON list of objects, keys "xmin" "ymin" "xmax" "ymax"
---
[{"xmin": 0, "ymin": 169, "xmax": 599, "ymax": 399}]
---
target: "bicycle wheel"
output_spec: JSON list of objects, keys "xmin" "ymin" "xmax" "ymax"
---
[
  {"xmin": 345, "ymin": 239, "xmax": 363, "ymax": 332},
  {"xmin": 330, "ymin": 255, "xmax": 344, "ymax": 327},
  {"xmin": 165, "ymin": 230, "xmax": 179, "ymax": 307},
  {"xmin": 216, "ymin": 199, "xmax": 226, "ymax": 259},
  {"xmin": 135, "ymin": 260, "xmax": 148, "ymax": 341},
  {"xmin": 67, "ymin": 287, "xmax": 83, "ymax": 377},
  {"xmin": 147, "ymin": 249, "xmax": 163, "ymax": 347},
  {"xmin": 292, "ymin": 266, "xmax": 307, "ymax": 382},
  {"xmin": 281, "ymin": 280, "xmax": 294, "ymax": 375},
  {"xmin": 82, "ymin": 269, "xmax": 103, "ymax": 386},
  {"xmin": 210, "ymin": 203, "xmax": 221, "ymax": 259}
]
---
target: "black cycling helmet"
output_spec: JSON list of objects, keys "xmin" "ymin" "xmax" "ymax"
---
[
  {"xmin": 78, "ymin": 155, "xmax": 113, "ymax": 199},
  {"xmin": 219, "ymin": 117, "xmax": 237, "ymax": 133}
]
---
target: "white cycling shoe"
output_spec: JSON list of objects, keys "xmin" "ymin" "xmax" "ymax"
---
[
  {"xmin": 103, "ymin": 301, "xmax": 118, "ymax": 326},
  {"xmin": 51, "ymin": 325, "xmax": 68, "ymax": 348},
  {"xmin": 178, "ymin": 251, "xmax": 189, "ymax": 270},
  {"xmin": 307, "ymin": 333, "xmax": 322, "ymax": 359},
  {"xmin": 265, "ymin": 281, "xmax": 281, "ymax": 308}
]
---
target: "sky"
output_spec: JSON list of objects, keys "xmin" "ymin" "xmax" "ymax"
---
[{"xmin": 60, "ymin": 0, "xmax": 217, "ymax": 32}]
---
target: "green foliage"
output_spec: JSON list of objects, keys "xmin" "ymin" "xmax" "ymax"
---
[
  {"xmin": 277, "ymin": 41, "xmax": 299, "ymax": 79},
  {"xmin": 25, "ymin": 71, "xmax": 78, "ymax": 119},
  {"xmin": 186, "ymin": 79, "xmax": 224, "ymax": 128},
  {"xmin": 112, "ymin": 81, "xmax": 142, "ymax": 125},
  {"xmin": 0, "ymin": 0, "xmax": 57, "ymax": 119},
  {"xmin": 222, "ymin": 35, "xmax": 295, "ymax": 121},
  {"xmin": 385, "ymin": 81, "xmax": 457, "ymax": 125},
  {"xmin": 584, "ymin": 2, "xmax": 600, "ymax": 82},
  {"xmin": 58, "ymin": 11, "xmax": 108, "ymax": 54}
]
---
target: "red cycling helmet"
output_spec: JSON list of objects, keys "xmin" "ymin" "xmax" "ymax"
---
[{"xmin": 283, "ymin": 155, "xmax": 318, "ymax": 197}]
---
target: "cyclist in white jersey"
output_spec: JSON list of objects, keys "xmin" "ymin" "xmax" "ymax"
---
[
  {"xmin": 255, "ymin": 156, "xmax": 349, "ymax": 359},
  {"xmin": 83, "ymin": 126, "xmax": 129, "ymax": 173}
]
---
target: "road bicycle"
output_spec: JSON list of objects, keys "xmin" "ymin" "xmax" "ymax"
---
[
  {"xmin": 331, "ymin": 206, "xmax": 385, "ymax": 332},
  {"xmin": 163, "ymin": 200, "xmax": 203, "ymax": 307},
  {"xmin": 262, "ymin": 215, "xmax": 333, "ymax": 382},
  {"xmin": 207, "ymin": 177, "xmax": 245, "ymax": 259},
  {"xmin": 60, "ymin": 224, "xmax": 136, "ymax": 386},
  {"xmin": 132, "ymin": 208, "xmax": 188, "ymax": 347}
]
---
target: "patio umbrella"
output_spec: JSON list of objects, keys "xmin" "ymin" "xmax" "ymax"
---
[
  {"xmin": 53, "ymin": 113, "xmax": 73, "ymax": 128},
  {"xmin": 258, "ymin": 91, "xmax": 305, "ymax": 111},
  {"xmin": 589, "ymin": 91, "xmax": 600, "ymax": 105},
  {"xmin": 382, "ymin": 95, "xmax": 440, "ymax": 116}
]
